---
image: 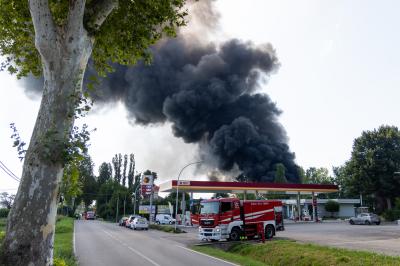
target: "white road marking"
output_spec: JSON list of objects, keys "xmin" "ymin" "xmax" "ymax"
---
[
  {"xmin": 175, "ymin": 245, "xmax": 239, "ymax": 266},
  {"xmin": 101, "ymin": 229, "xmax": 161, "ymax": 266}
]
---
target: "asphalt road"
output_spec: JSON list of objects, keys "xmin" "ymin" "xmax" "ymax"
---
[
  {"xmin": 278, "ymin": 222, "xmax": 400, "ymax": 256},
  {"xmin": 74, "ymin": 220, "xmax": 236, "ymax": 266}
]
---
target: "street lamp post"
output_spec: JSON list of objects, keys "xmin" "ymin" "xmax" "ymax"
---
[
  {"xmin": 132, "ymin": 185, "xmax": 141, "ymax": 215},
  {"xmin": 174, "ymin": 161, "xmax": 202, "ymax": 231}
]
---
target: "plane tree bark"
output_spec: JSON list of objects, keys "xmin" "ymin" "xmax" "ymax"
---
[{"xmin": 1, "ymin": 0, "xmax": 116, "ymax": 265}]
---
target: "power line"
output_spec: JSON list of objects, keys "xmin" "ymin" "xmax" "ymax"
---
[{"xmin": 0, "ymin": 160, "xmax": 20, "ymax": 182}]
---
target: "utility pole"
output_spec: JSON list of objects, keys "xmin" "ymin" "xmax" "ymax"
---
[
  {"xmin": 149, "ymin": 186, "xmax": 153, "ymax": 224},
  {"xmin": 123, "ymin": 194, "xmax": 126, "ymax": 217}
]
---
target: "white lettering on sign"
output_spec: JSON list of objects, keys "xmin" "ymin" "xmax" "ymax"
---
[{"xmin": 178, "ymin": 180, "xmax": 190, "ymax": 186}]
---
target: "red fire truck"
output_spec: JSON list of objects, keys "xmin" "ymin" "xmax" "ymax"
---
[{"xmin": 198, "ymin": 198, "xmax": 284, "ymax": 241}]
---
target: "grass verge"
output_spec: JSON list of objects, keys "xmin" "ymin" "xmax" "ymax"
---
[
  {"xmin": 53, "ymin": 216, "xmax": 77, "ymax": 266},
  {"xmin": 149, "ymin": 224, "xmax": 186, "ymax": 233},
  {"xmin": 1, "ymin": 216, "xmax": 76, "ymax": 265},
  {"xmin": 192, "ymin": 240, "xmax": 400, "ymax": 266}
]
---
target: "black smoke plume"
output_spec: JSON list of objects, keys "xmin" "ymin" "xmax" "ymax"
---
[
  {"xmin": 89, "ymin": 37, "xmax": 299, "ymax": 182},
  {"xmin": 20, "ymin": 2, "xmax": 299, "ymax": 183}
]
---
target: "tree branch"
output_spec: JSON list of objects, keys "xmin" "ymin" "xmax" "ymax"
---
[
  {"xmin": 84, "ymin": 0, "xmax": 118, "ymax": 33},
  {"xmin": 67, "ymin": 0, "xmax": 87, "ymax": 35},
  {"xmin": 29, "ymin": 0, "xmax": 57, "ymax": 54}
]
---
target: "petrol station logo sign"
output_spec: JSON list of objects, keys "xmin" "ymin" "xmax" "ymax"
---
[{"xmin": 141, "ymin": 174, "xmax": 153, "ymax": 196}]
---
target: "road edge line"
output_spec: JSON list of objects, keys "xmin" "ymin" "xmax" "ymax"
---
[{"xmin": 175, "ymin": 245, "xmax": 239, "ymax": 266}]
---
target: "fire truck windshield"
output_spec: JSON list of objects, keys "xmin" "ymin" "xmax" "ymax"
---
[{"xmin": 200, "ymin": 202, "xmax": 219, "ymax": 214}]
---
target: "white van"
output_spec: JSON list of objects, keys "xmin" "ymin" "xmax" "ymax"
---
[{"xmin": 156, "ymin": 214, "xmax": 175, "ymax": 225}]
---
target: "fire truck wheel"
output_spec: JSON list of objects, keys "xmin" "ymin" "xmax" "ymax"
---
[
  {"xmin": 229, "ymin": 227, "xmax": 241, "ymax": 241},
  {"xmin": 265, "ymin": 225, "xmax": 275, "ymax": 239}
]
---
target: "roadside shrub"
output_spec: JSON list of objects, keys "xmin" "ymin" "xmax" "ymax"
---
[
  {"xmin": 149, "ymin": 224, "xmax": 186, "ymax": 233},
  {"xmin": 0, "ymin": 208, "xmax": 9, "ymax": 218},
  {"xmin": 325, "ymin": 200, "xmax": 340, "ymax": 217},
  {"xmin": 382, "ymin": 209, "xmax": 400, "ymax": 221},
  {"xmin": 54, "ymin": 258, "xmax": 67, "ymax": 266}
]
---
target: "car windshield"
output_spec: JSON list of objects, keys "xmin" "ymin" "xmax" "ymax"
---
[{"xmin": 200, "ymin": 202, "xmax": 219, "ymax": 214}]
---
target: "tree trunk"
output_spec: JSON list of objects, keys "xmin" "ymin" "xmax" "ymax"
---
[
  {"xmin": 2, "ymin": 29, "xmax": 92, "ymax": 266},
  {"xmin": 386, "ymin": 198, "xmax": 392, "ymax": 210}
]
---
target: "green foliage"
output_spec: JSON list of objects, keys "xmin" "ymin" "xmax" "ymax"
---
[
  {"xmin": 98, "ymin": 162, "xmax": 113, "ymax": 185},
  {"xmin": 149, "ymin": 224, "xmax": 185, "ymax": 234},
  {"xmin": 193, "ymin": 240, "xmax": 400, "ymax": 266},
  {"xmin": 274, "ymin": 163, "xmax": 287, "ymax": 183},
  {"xmin": 9, "ymin": 123, "xmax": 26, "ymax": 161},
  {"xmin": 0, "ymin": 208, "xmax": 10, "ymax": 218},
  {"xmin": 74, "ymin": 155, "xmax": 97, "ymax": 209},
  {"xmin": 382, "ymin": 209, "xmax": 400, "ymax": 221},
  {"xmin": 0, "ymin": 193, "xmax": 15, "ymax": 210},
  {"xmin": 54, "ymin": 216, "xmax": 77, "ymax": 266},
  {"xmin": 61, "ymin": 162, "xmax": 82, "ymax": 202},
  {"xmin": 127, "ymin": 154, "xmax": 135, "ymax": 190},
  {"xmin": 96, "ymin": 181, "xmax": 133, "ymax": 220},
  {"xmin": 0, "ymin": 0, "xmax": 187, "ymax": 78},
  {"xmin": 382, "ymin": 198, "xmax": 400, "ymax": 221},
  {"xmin": 143, "ymin": 169, "xmax": 158, "ymax": 181},
  {"xmin": 112, "ymin": 153, "xmax": 123, "ymax": 183},
  {"xmin": 341, "ymin": 125, "xmax": 400, "ymax": 211},
  {"xmin": 0, "ymin": 218, "xmax": 6, "ymax": 231},
  {"xmin": 297, "ymin": 166, "xmax": 306, "ymax": 184},
  {"xmin": 303, "ymin": 167, "xmax": 333, "ymax": 184},
  {"xmin": 53, "ymin": 258, "xmax": 67, "ymax": 266},
  {"xmin": 325, "ymin": 200, "xmax": 340, "ymax": 217}
]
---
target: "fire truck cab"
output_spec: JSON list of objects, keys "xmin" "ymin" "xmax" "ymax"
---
[{"xmin": 198, "ymin": 198, "xmax": 283, "ymax": 241}]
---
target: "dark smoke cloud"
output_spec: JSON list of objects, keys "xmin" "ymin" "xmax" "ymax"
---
[
  {"xmin": 88, "ymin": 37, "xmax": 298, "ymax": 182},
  {"xmin": 20, "ymin": 1, "xmax": 300, "ymax": 183}
]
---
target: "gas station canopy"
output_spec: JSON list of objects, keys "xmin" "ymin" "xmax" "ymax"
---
[{"xmin": 159, "ymin": 180, "xmax": 338, "ymax": 194}]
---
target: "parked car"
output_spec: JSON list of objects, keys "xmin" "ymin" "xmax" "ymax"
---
[
  {"xmin": 125, "ymin": 215, "xmax": 141, "ymax": 228},
  {"xmin": 349, "ymin": 213, "xmax": 381, "ymax": 225},
  {"xmin": 130, "ymin": 217, "xmax": 149, "ymax": 230},
  {"xmin": 119, "ymin": 217, "xmax": 129, "ymax": 226},
  {"xmin": 155, "ymin": 214, "xmax": 175, "ymax": 225}
]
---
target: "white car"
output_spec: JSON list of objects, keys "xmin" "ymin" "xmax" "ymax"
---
[
  {"xmin": 130, "ymin": 217, "xmax": 149, "ymax": 230},
  {"xmin": 156, "ymin": 214, "xmax": 175, "ymax": 225},
  {"xmin": 125, "ymin": 215, "xmax": 141, "ymax": 228}
]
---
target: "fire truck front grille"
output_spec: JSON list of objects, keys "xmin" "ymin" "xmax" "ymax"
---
[{"xmin": 200, "ymin": 219, "xmax": 214, "ymax": 226}]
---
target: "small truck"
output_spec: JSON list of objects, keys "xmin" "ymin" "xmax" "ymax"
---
[{"xmin": 198, "ymin": 198, "xmax": 284, "ymax": 241}]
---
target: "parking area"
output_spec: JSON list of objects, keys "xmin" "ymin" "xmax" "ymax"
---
[
  {"xmin": 175, "ymin": 222, "xmax": 400, "ymax": 256},
  {"xmin": 278, "ymin": 222, "xmax": 400, "ymax": 256}
]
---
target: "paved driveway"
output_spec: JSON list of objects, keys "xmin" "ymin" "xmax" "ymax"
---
[{"xmin": 278, "ymin": 222, "xmax": 400, "ymax": 256}]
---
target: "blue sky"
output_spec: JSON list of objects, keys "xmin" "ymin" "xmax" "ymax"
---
[{"xmin": 1, "ymin": 0, "xmax": 400, "ymax": 193}]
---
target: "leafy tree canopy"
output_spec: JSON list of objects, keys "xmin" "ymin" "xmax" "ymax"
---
[
  {"xmin": 303, "ymin": 167, "xmax": 333, "ymax": 185},
  {"xmin": 341, "ymin": 125, "xmax": 400, "ymax": 210},
  {"xmin": 274, "ymin": 163, "xmax": 287, "ymax": 183},
  {"xmin": 0, "ymin": 0, "xmax": 187, "ymax": 78}
]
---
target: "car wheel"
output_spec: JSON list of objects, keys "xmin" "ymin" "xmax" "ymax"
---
[
  {"xmin": 349, "ymin": 220, "xmax": 354, "ymax": 225},
  {"xmin": 365, "ymin": 220, "xmax": 371, "ymax": 225},
  {"xmin": 229, "ymin": 227, "xmax": 241, "ymax": 241},
  {"xmin": 375, "ymin": 221, "xmax": 380, "ymax": 225},
  {"xmin": 265, "ymin": 225, "xmax": 275, "ymax": 239},
  {"xmin": 145, "ymin": 228, "xmax": 148, "ymax": 230}
]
